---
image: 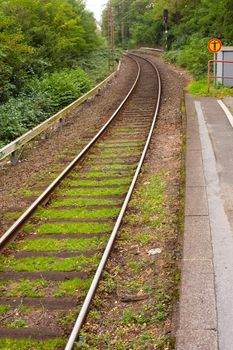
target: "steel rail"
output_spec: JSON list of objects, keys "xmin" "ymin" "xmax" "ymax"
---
[
  {"xmin": 0, "ymin": 55, "xmax": 140, "ymax": 248},
  {"xmin": 65, "ymin": 53, "xmax": 162, "ymax": 350}
]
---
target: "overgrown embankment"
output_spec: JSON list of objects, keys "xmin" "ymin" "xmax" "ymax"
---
[
  {"xmin": 0, "ymin": 49, "xmax": 121, "ymax": 148},
  {"xmin": 0, "ymin": 0, "xmax": 122, "ymax": 148}
]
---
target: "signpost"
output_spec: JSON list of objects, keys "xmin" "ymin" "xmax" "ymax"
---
[{"xmin": 208, "ymin": 38, "xmax": 222, "ymax": 87}]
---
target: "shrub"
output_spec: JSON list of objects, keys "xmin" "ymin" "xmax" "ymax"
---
[
  {"xmin": 164, "ymin": 36, "xmax": 212, "ymax": 79},
  {"xmin": 0, "ymin": 67, "xmax": 92, "ymax": 146}
]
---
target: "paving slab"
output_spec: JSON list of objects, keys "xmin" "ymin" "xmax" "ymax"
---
[
  {"xmin": 179, "ymin": 260, "xmax": 216, "ymax": 330},
  {"xmin": 185, "ymin": 186, "xmax": 208, "ymax": 216},
  {"xmin": 183, "ymin": 216, "xmax": 212, "ymax": 259},
  {"xmin": 176, "ymin": 330, "xmax": 218, "ymax": 350},
  {"xmin": 186, "ymin": 150, "xmax": 205, "ymax": 187}
]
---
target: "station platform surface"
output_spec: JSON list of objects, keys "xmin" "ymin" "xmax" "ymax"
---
[{"xmin": 176, "ymin": 94, "xmax": 233, "ymax": 350}]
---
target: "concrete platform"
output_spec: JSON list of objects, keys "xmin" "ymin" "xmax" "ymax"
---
[{"xmin": 176, "ymin": 94, "xmax": 233, "ymax": 350}]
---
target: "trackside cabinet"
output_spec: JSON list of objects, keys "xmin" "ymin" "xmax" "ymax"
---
[{"xmin": 217, "ymin": 46, "xmax": 233, "ymax": 87}]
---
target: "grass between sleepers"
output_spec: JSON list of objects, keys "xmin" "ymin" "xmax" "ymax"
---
[
  {"xmin": 13, "ymin": 237, "xmax": 108, "ymax": 252},
  {"xmin": 88, "ymin": 151, "xmax": 141, "ymax": 159},
  {"xmin": 0, "ymin": 278, "xmax": 92, "ymax": 298},
  {"xmin": 36, "ymin": 221, "xmax": 113, "ymax": 234},
  {"xmin": 0, "ymin": 339, "xmax": 66, "ymax": 350},
  {"xmin": 62, "ymin": 178, "xmax": 131, "ymax": 187},
  {"xmin": 67, "ymin": 171, "xmax": 135, "ymax": 179},
  {"xmin": 0, "ymin": 255, "xmax": 100, "ymax": 272},
  {"xmin": 91, "ymin": 164, "xmax": 136, "ymax": 171},
  {"xmin": 35, "ymin": 207, "xmax": 119, "ymax": 220},
  {"xmin": 50, "ymin": 197, "xmax": 121, "ymax": 207},
  {"xmin": 57, "ymin": 186, "xmax": 128, "ymax": 197},
  {"xmin": 99, "ymin": 146, "xmax": 143, "ymax": 155},
  {"xmin": 0, "ymin": 304, "xmax": 10, "ymax": 314}
]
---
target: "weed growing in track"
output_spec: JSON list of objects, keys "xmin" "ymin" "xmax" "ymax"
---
[
  {"xmin": 0, "ymin": 339, "xmax": 66, "ymax": 350},
  {"xmin": 36, "ymin": 207, "xmax": 119, "ymax": 220},
  {"xmin": 57, "ymin": 186, "xmax": 128, "ymax": 196},
  {"xmin": 0, "ymin": 278, "xmax": 92, "ymax": 298},
  {"xmin": 0, "ymin": 255, "xmax": 100, "ymax": 272},
  {"xmin": 15, "ymin": 237, "xmax": 108, "ymax": 252},
  {"xmin": 37, "ymin": 222, "xmax": 112, "ymax": 234},
  {"xmin": 0, "ymin": 305, "xmax": 10, "ymax": 314},
  {"xmin": 62, "ymin": 178, "xmax": 131, "ymax": 187},
  {"xmin": 51, "ymin": 197, "xmax": 121, "ymax": 207}
]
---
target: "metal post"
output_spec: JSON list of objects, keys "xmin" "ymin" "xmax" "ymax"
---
[
  {"xmin": 59, "ymin": 117, "xmax": 64, "ymax": 129},
  {"xmin": 214, "ymin": 53, "xmax": 217, "ymax": 88},
  {"xmin": 208, "ymin": 60, "xmax": 211, "ymax": 94},
  {"xmin": 11, "ymin": 151, "xmax": 18, "ymax": 166}
]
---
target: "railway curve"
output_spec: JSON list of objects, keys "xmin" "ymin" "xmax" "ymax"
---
[{"xmin": 0, "ymin": 53, "xmax": 161, "ymax": 349}]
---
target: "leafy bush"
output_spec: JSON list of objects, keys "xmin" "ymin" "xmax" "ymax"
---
[
  {"xmin": 164, "ymin": 36, "xmax": 212, "ymax": 79},
  {"xmin": 25, "ymin": 68, "xmax": 92, "ymax": 109},
  {"xmin": 0, "ymin": 67, "xmax": 92, "ymax": 146},
  {"xmin": 0, "ymin": 49, "xmax": 120, "ymax": 148}
]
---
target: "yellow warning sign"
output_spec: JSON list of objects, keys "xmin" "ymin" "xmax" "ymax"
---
[{"xmin": 208, "ymin": 38, "xmax": 222, "ymax": 53}]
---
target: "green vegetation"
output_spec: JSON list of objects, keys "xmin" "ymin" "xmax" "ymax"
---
[
  {"xmin": 0, "ymin": 339, "xmax": 66, "ymax": 350},
  {"xmin": 0, "ymin": 255, "xmax": 100, "ymax": 272},
  {"xmin": 15, "ymin": 237, "xmax": 108, "ymax": 252},
  {"xmin": 103, "ymin": 0, "xmax": 233, "ymax": 93},
  {"xmin": 0, "ymin": 304, "xmax": 10, "ymax": 314},
  {"xmin": 37, "ymin": 222, "xmax": 112, "ymax": 234},
  {"xmin": 54, "ymin": 278, "xmax": 92, "ymax": 297},
  {"xmin": 51, "ymin": 197, "xmax": 120, "ymax": 207},
  {"xmin": 57, "ymin": 185, "xmax": 128, "ymax": 196},
  {"xmin": 36, "ymin": 207, "xmax": 119, "ymax": 220},
  {"xmin": 128, "ymin": 174, "xmax": 167, "ymax": 229},
  {"xmin": 1, "ymin": 279, "xmax": 48, "ymax": 298},
  {"xmin": 91, "ymin": 164, "xmax": 136, "ymax": 172},
  {"xmin": 8, "ymin": 319, "xmax": 27, "ymax": 329},
  {"xmin": 0, "ymin": 0, "xmax": 123, "ymax": 148},
  {"xmin": 62, "ymin": 178, "xmax": 131, "ymax": 187},
  {"xmin": 0, "ymin": 278, "xmax": 91, "ymax": 298},
  {"xmin": 188, "ymin": 79, "xmax": 233, "ymax": 97}
]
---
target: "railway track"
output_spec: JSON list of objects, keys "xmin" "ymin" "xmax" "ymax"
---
[{"xmin": 0, "ymin": 53, "xmax": 161, "ymax": 350}]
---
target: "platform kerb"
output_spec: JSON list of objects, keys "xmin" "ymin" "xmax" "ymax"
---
[{"xmin": 176, "ymin": 94, "xmax": 218, "ymax": 350}]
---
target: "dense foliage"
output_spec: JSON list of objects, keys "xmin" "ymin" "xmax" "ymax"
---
[
  {"xmin": 102, "ymin": 0, "xmax": 233, "ymax": 78},
  {"xmin": 0, "ymin": 0, "xmax": 101, "ymax": 103},
  {"xmin": 0, "ymin": 0, "xmax": 120, "ymax": 147},
  {"xmin": 0, "ymin": 49, "xmax": 120, "ymax": 148}
]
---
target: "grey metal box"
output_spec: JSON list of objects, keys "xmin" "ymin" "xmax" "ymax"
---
[{"xmin": 217, "ymin": 47, "xmax": 233, "ymax": 87}]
